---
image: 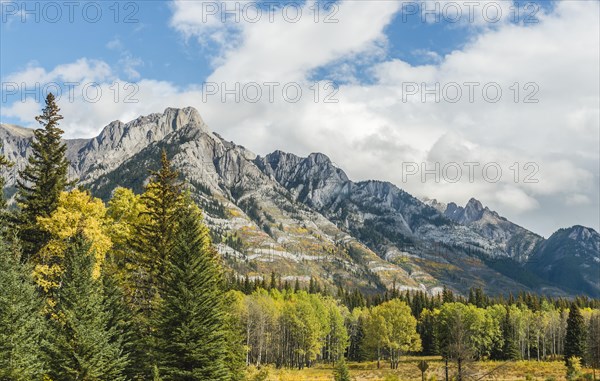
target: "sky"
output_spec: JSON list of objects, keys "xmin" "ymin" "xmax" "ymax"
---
[{"xmin": 0, "ymin": 0, "xmax": 598, "ymax": 237}]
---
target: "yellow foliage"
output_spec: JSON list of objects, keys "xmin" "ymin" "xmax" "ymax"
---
[
  {"xmin": 34, "ymin": 189, "xmax": 112, "ymax": 292},
  {"xmin": 107, "ymin": 187, "xmax": 147, "ymax": 249}
]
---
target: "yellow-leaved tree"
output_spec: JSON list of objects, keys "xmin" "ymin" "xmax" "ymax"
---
[
  {"xmin": 34, "ymin": 189, "xmax": 112, "ymax": 296},
  {"xmin": 106, "ymin": 187, "xmax": 147, "ymax": 251},
  {"xmin": 105, "ymin": 187, "xmax": 148, "ymax": 304}
]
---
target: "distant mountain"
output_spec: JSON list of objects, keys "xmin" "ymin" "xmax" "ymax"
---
[
  {"xmin": 2, "ymin": 107, "xmax": 598, "ymax": 297},
  {"xmin": 527, "ymin": 226, "xmax": 600, "ymax": 297},
  {"xmin": 442, "ymin": 198, "xmax": 544, "ymax": 263}
]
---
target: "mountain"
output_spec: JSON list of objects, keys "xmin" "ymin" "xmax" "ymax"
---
[
  {"xmin": 2, "ymin": 107, "xmax": 598, "ymax": 297},
  {"xmin": 442, "ymin": 198, "xmax": 544, "ymax": 263},
  {"xmin": 526, "ymin": 226, "xmax": 600, "ymax": 296}
]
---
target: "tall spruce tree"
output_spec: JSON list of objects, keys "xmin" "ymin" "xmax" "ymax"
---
[
  {"xmin": 418, "ymin": 309, "xmax": 438, "ymax": 356},
  {"xmin": 153, "ymin": 201, "xmax": 230, "ymax": 380},
  {"xmin": 46, "ymin": 234, "xmax": 128, "ymax": 380},
  {"xmin": 564, "ymin": 303, "xmax": 587, "ymax": 365},
  {"xmin": 132, "ymin": 149, "xmax": 183, "ymax": 318},
  {"xmin": 0, "ymin": 141, "xmax": 12, "ymax": 211},
  {"xmin": 0, "ymin": 143, "xmax": 13, "ymax": 235},
  {"xmin": 501, "ymin": 307, "xmax": 520, "ymax": 360},
  {"xmin": 0, "ymin": 237, "xmax": 46, "ymax": 380},
  {"xmin": 16, "ymin": 93, "xmax": 71, "ymax": 260},
  {"xmin": 587, "ymin": 313, "xmax": 600, "ymax": 378},
  {"xmin": 102, "ymin": 269, "xmax": 141, "ymax": 380}
]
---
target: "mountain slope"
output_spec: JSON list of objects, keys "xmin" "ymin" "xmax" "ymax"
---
[
  {"xmin": 255, "ymin": 150, "xmax": 564, "ymax": 295},
  {"xmin": 441, "ymin": 198, "xmax": 544, "ymax": 262},
  {"xmin": 526, "ymin": 226, "xmax": 600, "ymax": 297},
  {"xmin": 2, "ymin": 107, "xmax": 598, "ymax": 297}
]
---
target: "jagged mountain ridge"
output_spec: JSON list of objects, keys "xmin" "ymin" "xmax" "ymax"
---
[
  {"xmin": 1, "ymin": 107, "xmax": 598, "ymax": 297},
  {"xmin": 441, "ymin": 198, "xmax": 544, "ymax": 262}
]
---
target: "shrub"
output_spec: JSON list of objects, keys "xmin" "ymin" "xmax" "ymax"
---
[
  {"xmin": 566, "ymin": 357, "xmax": 583, "ymax": 381},
  {"xmin": 333, "ymin": 358, "xmax": 351, "ymax": 381},
  {"xmin": 251, "ymin": 368, "xmax": 269, "ymax": 381}
]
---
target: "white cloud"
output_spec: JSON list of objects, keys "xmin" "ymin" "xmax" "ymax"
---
[
  {"xmin": 171, "ymin": 0, "xmax": 402, "ymax": 82},
  {"xmin": 106, "ymin": 37, "xmax": 123, "ymax": 51},
  {"xmin": 2, "ymin": 0, "xmax": 598, "ymax": 236},
  {"xmin": 566, "ymin": 194, "xmax": 591, "ymax": 206}
]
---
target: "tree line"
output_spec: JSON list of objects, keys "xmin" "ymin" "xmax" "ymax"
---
[
  {"xmin": 1, "ymin": 94, "xmax": 599, "ymax": 381},
  {"xmin": 225, "ymin": 286, "xmax": 600, "ymax": 376}
]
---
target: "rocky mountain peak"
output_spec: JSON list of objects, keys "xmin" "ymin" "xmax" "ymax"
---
[
  {"xmin": 463, "ymin": 197, "xmax": 485, "ymax": 221},
  {"xmin": 98, "ymin": 107, "xmax": 207, "ymax": 143},
  {"xmin": 444, "ymin": 198, "xmax": 486, "ymax": 224},
  {"xmin": 564, "ymin": 225, "xmax": 600, "ymax": 250},
  {"xmin": 421, "ymin": 198, "xmax": 447, "ymax": 213},
  {"xmin": 307, "ymin": 152, "xmax": 332, "ymax": 165},
  {"xmin": 69, "ymin": 107, "xmax": 211, "ymax": 183}
]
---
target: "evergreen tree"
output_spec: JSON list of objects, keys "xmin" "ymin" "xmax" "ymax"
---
[
  {"xmin": 501, "ymin": 307, "xmax": 520, "ymax": 360},
  {"xmin": 587, "ymin": 313, "xmax": 600, "ymax": 378},
  {"xmin": 102, "ymin": 269, "xmax": 142, "ymax": 380},
  {"xmin": 564, "ymin": 303, "xmax": 587, "ymax": 365},
  {"xmin": 223, "ymin": 291, "xmax": 247, "ymax": 381},
  {"xmin": 16, "ymin": 93, "xmax": 72, "ymax": 260},
  {"xmin": 0, "ymin": 237, "xmax": 46, "ymax": 380},
  {"xmin": 131, "ymin": 149, "xmax": 184, "ymax": 318},
  {"xmin": 333, "ymin": 357, "xmax": 351, "ymax": 381},
  {"xmin": 153, "ymin": 202, "xmax": 231, "ymax": 380},
  {"xmin": 0, "ymin": 143, "xmax": 13, "ymax": 236},
  {"xmin": 269, "ymin": 271, "xmax": 277, "ymax": 290},
  {"xmin": 46, "ymin": 234, "xmax": 128, "ymax": 380},
  {"xmin": 0, "ymin": 141, "xmax": 12, "ymax": 211},
  {"xmin": 442, "ymin": 286, "xmax": 455, "ymax": 303},
  {"xmin": 418, "ymin": 309, "xmax": 439, "ymax": 355}
]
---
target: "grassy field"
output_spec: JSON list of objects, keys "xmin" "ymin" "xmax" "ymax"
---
[{"xmin": 245, "ymin": 357, "xmax": 598, "ymax": 381}]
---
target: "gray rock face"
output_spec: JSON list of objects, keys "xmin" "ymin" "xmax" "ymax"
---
[
  {"xmin": 445, "ymin": 198, "xmax": 485, "ymax": 224},
  {"xmin": 1, "ymin": 106, "xmax": 597, "ymax": 297},
  {"xmin": 443, "ymin": 198, "xmax": 543, "ymax": 262},
  {"xmin": 0, "ymin": 124, "xmax": 35, "ymax": 187},
  {"xmin": 73, "ymin": 107, "xmax": 209, "ymax": 183},
  {"xmin": 256, "ymin": 150, "xmax": 350, "ymax": 210}
]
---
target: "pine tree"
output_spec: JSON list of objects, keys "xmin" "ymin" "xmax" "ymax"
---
[
  {"xmin": 442, "ymin": 286, "xmax": 455, "ymax": 303},
  {"xmin": 564, "ymin": 303, "xmax": 587, "ymax": 365},
  {"xmin": 333, "ymin": 357, "xmax": 351, "ymax": 381},
  {"xmin": 102, "ymin": 269, "xmax": 141, "ymax": 380},
  {"xmin": 16, "ymin": 93, "xmax": 72, "ymax": 260},
  {"xmin": 153, "ymin": 201, "xmax": 231, "ymax": 380},
  {"xmin": 131, "ymin": 149, "xmax": 183, "ymax": 318},
  {"xmin": 418, "ymin": 309, "xmax": 438, "ymax": 355},
  {"xmin": 46, "ymin": 234, "xmax": 128, "ymax": 380},
  {"xmin": 0, "ymin": 237, "xmax": 46, "ymax": 380},
  {"xmin": 0, "ymin": 141, "xmax": 13, "ymax": 212},
  {"xmin": 587, "ymin": 313, "xmax": 600, "ymax": 378},
  {"xmin": 501, "ymin": 307, "xmax": 520, "ymax": 360},
  {"xmin": 223, "ymin": 291, "xmax": 247, "ymax": 381},
  {"xmin": 0, "ymin": 143, "xmax": 13, "ymax": 235}
]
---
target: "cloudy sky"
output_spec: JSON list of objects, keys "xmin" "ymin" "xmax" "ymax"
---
[{"xmin": 1, "ymin": 0, "xmax": 598, "ymax": 237}]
